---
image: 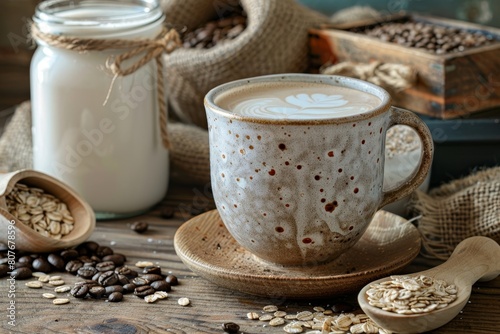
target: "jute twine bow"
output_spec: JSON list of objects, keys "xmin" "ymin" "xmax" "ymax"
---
[
  {"xmin": 321, "ymin": 61, "xmax": 417, "ymax": 92},
  {"xmin": 30, "ymin": 23, "xmax": 182, "ymax": 149}
]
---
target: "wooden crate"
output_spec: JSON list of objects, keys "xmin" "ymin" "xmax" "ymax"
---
[{"xmin": 309, "ymin": 14, "xmax": 500, "ymax": 119}]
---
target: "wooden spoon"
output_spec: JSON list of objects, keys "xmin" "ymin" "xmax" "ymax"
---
[
  {"xmin": 358, "ymin": 236, "xmax": 500, "ymax": 334},
  {"xmin": 0, "ymin": 169, "xmax": 95, "ymax": 253}
]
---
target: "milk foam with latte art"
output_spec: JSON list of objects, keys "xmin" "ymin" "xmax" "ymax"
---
[{"xmin": 216, "ymin": 82, "xmax": 382, "ymax": 119}]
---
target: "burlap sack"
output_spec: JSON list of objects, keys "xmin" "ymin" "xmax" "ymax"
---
[
  {"xmin": 0, "ymin": 103, "xmax": 211, "ymax": 185},
  {"xmin": 163, "ymin": 0, "xmax": 329, "ymax": 128},
  {"xmin": 412, "ymin": 167, "xmax": 500, "ymax": 260}
]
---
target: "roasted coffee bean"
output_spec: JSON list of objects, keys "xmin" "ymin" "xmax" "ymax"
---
[
  {"xmin": 96, "ymin": 261, "xmax": 115, "ymax": 272},
  {"xmin": 122, "ymin": 283, "xmax": 136, "ymax": 294},
  {"xmin": 65, "ymin": 260, "xmax": 83, "ymax": 274},
  {"xmin": 0, "ymin": 243, "xmax": 7, "ymax": 252},
  {"xmin": 105, "ymin": 285, "xmax": 124, "ymax": 295},
  {"xmin": 102, "ymin": 254, "xmax": 126, "ymax": 266},
  {"xmin": 18, "ymin": 255, "xmax": 33, "ymax": 265},
  {"xmin": 78, "ymin": 256, "xmax": 96, "ymax": 266},
  {"xmin": 134, "ymin": 285, "xmax": 155, "ymax": 297},
  {"xmin": 117, "ymin": 274, "xmax": 130, "ymax": 285},
  {"xmin": 96, "ymin": 246, "xmax": 113, "ymax": 258},
  {"xmin": 165, "ymin": 274, "xmax": 178, "ymax": 286},
  {"xmin": 108, "ymin": 291, "xmax": 123, "ymax": 302},
  {"xmin": 115, "ymin": 265, "xmax": 138, "ymax": 278},
  {"xmin": 160, "ymin": 207, "xmax": 175, "ymax": 219},
  {"xmin": 75, "ymin": 244, "xmax": 90, "ymax": 256},
  {"xmin": 15, "ymin": 261, "xmax": 32, "ymax": 269},
  {"xmin": 0, "ymin": 264, "xmax": 9, "ymax": 278},
  {"xmin": 98, "ymin": 270, "xmax": 118, "ymax": 286},
  {"xmin": 74, "ymin": 280, "xmax": 100, "ymax": 288},
  {"xmin": 60, "ymin": 249, "xmax": 79, "ymax": 261},
  {"xmin": 142, "ymin": 265, "xmax": 162, "ymax": 275},
  {"xmin": 150, "ymin": 280, "xmax": 171, "ymax": 292},
  {"xmin": 88, "ymin": 286, "xmax": 106, "ymax": 299},
  {"xmin": 47, "ymin": 253, "xmax": 65, "ymax": 270},
  {"xmin": 70, "ymin": 284, "xmax": 89, "ymax": 298},
  {"xmin": 222, "ymin": 322, "xmax": 240, "ymax": 334},
  {"xmin": 32, "ymin": 257, "xmax": 51, "ymax": 273},
  {"xmin": 331, "ymin": 302, "xmax": 354, "ymax": 313},
  {"xmin": 130, "ymin": 221, "xmax": 148, "ymax": 233},
  {"xmin": 141, "ymin": 274, "xmax": 163, "ymax": 283},
  {"xmin": 132, "ymin": 277, "xmax": 150, "ymax": 286},
  {"xmin": 81, "ymin": 241, "xmax": 99, "ymax": 254},
  {"xmin": 10, "ymin": 267, "xmax": 32, "ymax": 280},
  {"xmin": 92, "ymin": 271, "xmax": 104, "ymax": 282},
  {"xmin": 77, "ymin": 266, "xmax": 98, "ymax": 279}
]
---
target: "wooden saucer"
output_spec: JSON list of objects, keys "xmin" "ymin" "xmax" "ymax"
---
[{"xmin": 174, "ymin": 210, "xmax": 421, "ymax": 299}]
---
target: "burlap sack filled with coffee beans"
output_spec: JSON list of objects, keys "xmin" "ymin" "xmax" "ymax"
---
[
  {"xmin": 161, "ymin": 0, "xmax": 329, "ymax": 128},
  {"xmin": 412, "ymin": 167, "xmax": 500, "ymax": 260}
]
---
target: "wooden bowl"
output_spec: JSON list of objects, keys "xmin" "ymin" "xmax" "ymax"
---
[{"xmin": 0, "ymin": 169, "xmax": 95, "ymax": 253}]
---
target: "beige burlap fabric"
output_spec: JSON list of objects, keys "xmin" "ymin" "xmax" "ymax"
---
[
  {"xmin": 0, "ymin": 101, "xmax": 33, "ymax": 172},
  {"xmin": 0, "ymin": 103, "xmax": 211, "ymax": 185},
  {"xmin": 163, "ymin": 0, "xmax": 329, "ymax": 128},
  {"xmin": 412, "ymin": 167, "xmax": 500, "ymax": 260},
  {"xmin": 160, "ymin": 0, "xmax": 217, "ymax": 31}
]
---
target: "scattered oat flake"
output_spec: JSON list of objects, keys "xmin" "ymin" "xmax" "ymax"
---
[
  {"xmin": 269, "ymin": 317, "xmax": 285, "ymax": 326},
  {"xmin": 258, "ymin": 314, "xmax": 273, "ymax": 321},
  {"xmin": 263, "ymin": 305, "xmax": 279, "ymax": 313},
  {"xmin": 154, "ymin": 291, "xmax": 168, "ymax": 299},
  {"xmin": 25, "ymin": 281, "xmax": 43, "ymax": 288},
  {"xmin": 135, "ymin": 261, "xmax": 154, "ymax": 268},
  {"xmin": 42, "ymin": 293, "xmax": 56, "ymax": 299},
  {"xmin": 247, "ymin": 312, "xmax": 259, "ymax": 320},
  {"xmin": 54, "ymin": 286, "xmax": 71, "ymax": 293},
  {"xmin": 53, "ymin": 298, "xmax": 70, "ymax": 305}
]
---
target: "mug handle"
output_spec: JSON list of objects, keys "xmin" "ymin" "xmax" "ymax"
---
[{"xmin": 379, "ymin": 107, "xmax": 434, "ymax": 208}]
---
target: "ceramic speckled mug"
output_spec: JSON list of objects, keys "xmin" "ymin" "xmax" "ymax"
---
[{"xmin": 205, "ymin": 74, "xmax": 433, "ymax": 266}]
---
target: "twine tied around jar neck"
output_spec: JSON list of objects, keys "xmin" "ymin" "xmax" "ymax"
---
[{"xmin": 30, "ymin": 23, "xmax": 182, "ymax": 149}]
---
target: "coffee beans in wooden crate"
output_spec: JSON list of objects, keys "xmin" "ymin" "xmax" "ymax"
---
[{"xmin": 309, "ymin": 14, "xmax": 500, "ymax": 119}]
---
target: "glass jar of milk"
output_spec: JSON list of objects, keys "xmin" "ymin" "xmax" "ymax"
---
[{"xmin": 31, "ymin": 0, "xmax": 169, "ymax": 219}]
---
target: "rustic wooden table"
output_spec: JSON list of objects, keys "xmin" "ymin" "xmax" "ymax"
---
[{"xmin": 1, "ymin": 179, "xmax": 499, "ymax": 334}]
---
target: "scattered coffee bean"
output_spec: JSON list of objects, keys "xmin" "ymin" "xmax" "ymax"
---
[
  {"xmin": 70, "ymin": 284, "xmax": 89, "ymax": 298},
  {"xmin": 53, "ymin": 298, "xmax": 70, "ymax": 305},
  {"xmin": 11, "ymin": 267, "xmax": 32, "ymax": 280},
  {"xmin": 102, "ymin": 254, "xmax": 126, "ymax": 266},
  {"xmin": 122, "ymin": 283, "xmax": 136, "ymax": 294},
  {"xmin": 18, "ymin": 255, "xmax": 33, "ymax": 266},
  {"xmin": 79, "ymin": 256, "xmax": 97, "ymax": 266},
  {"xmin": 160, "ymin": 207, "xmax": 175, "ymax": 219},
  {"xmin": 165, "ymin": 274, "xmax": 178, "ymax": 286},
  {"xmin": 154, "ymin": 291, "xmax": 169, "ymax": 299},
  {"xmin": 81, "ymin": 241, "xmax": 99, "ymax": 254},
  {"xmin": 92, "ymin": 271, "xmax": 104, "ymax": 282},
  {"xmin": 77, "ymin": 266, "xmax": 98, "ymax": 279},
  {"xmin": 108, "ymin": 291, "xmax": 123, "ymax": 302},
  {"xmin": 130, "ymin": 221, "xmax": 149, "ymax": 234},
  {"xmin": 117, "ymin": 274, "xmax": 130, "ymax": 285},
  {"xmin": 144, "ymin": 294, "xmax": 158, "ymax": 303},
  {"xmin": 105, "ymin": 285, "xmax": 124, "ymax": 295},
  {"xmin": 150, "ymin": 280, "xmax": 171, "ymax": 292},
  {"xmin": 132, "ymin": 277, "xmax": 150, "ymax": 286},
  {"xmin": 115, "ymin": 265, "xmax": 138, "ymax": 278},
  {"xmin": 142, "ymin": 265, "xmax": 162, "ymax": 275},
  {"xmin": 98, "ymin": 271, "xmax": 118, "ymax": 286},
  {"xmin": 54, "ymin": 285, "xmax": 71, "ymax": 293},
  {"xmin": 31, "ymin": 257, "xmax": 52, "ymax": 273},
  {"xmin": 96, "ymin": 261, "xmax": 115, "ymax": 272},
  {"xmin": 88, "ymin": 286, "xmax": 106, "ymax": 299},
  {"xmin": 0, "ymin": 264, "xmax": 8, "ymax": 278},
  {"xmin": 96, "ymin": 246, "xmax": 113, "ymax": 258},
  {"xmin": 141, "ymin": 274, "xmax": 163, "ymax": 283},
  {"xmin": 331, "ymin": 302, "xmax": 354, "ymax": 313},
  {"xmin": 48, "ymin": 279, "xmax": 66, "ymax": 286},
  {"xmin": 178, "ymin": 297, "xmax": 190, "ymax": 306},
  {"xmin": 47, "ymin": 253, "xmax": 65, "ymax": 270},
  {"xmin": 25, "ymin": 281, "xmax": 43, "ymax": 289},
  {"xmin": 222, "ymin": 322, "xmax": 240, "ymax": 333},
  {"xmin": 60, "ymin": 249, "xmax": 79, "ymax": 261},
  {"xmin": 65, "ymin": 260, "xmax": 83, "ymax": 274},
  {"xmin": 134, "ymin": 285, "xmax": 155, "ymax": 297},
  {"xmin": 135, "ymin": 261, "xmax": 154, "ymax": 268}
]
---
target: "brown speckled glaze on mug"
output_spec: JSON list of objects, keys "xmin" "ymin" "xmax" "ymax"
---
[{"xmin": 205, "ymin": 74, "xmax": 433, "ymax": 266}]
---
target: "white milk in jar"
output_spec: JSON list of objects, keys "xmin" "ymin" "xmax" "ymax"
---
[{"xmin": 31, "ymin": 0, "xmax": 169, "ymax": 219}]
